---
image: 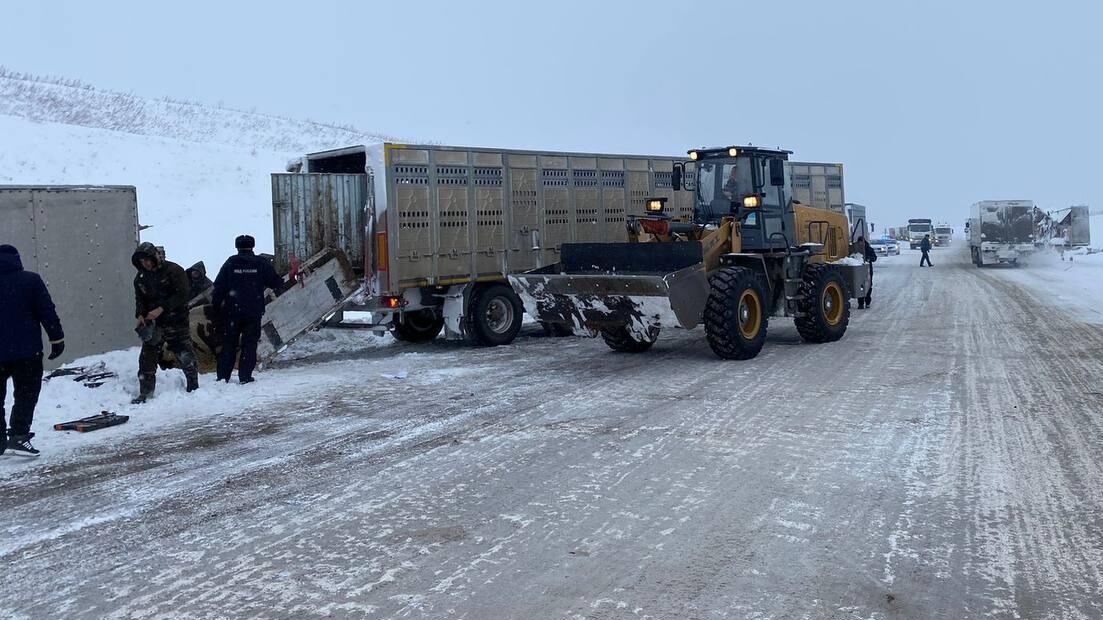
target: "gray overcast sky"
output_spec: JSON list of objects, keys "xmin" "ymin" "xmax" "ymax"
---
[{"xmin": 3, "ymin": 0, "xmax": 1100, "ymax": 229}]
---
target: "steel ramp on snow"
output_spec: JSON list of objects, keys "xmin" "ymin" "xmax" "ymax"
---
[{"xmin": 255, "ymin": 248, "xmax": 362, "ymax": 364}]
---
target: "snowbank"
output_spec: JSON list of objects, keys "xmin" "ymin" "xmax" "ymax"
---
[{"xmin": 994, "ymin": 250, "xmax": 1103, "ymax": 325}]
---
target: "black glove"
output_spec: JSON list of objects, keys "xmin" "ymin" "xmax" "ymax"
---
[{"xmin": 48, "ymin": 340, "xmax": 65, "ymax": 360}]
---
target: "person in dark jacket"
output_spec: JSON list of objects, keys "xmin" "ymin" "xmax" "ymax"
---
[
  {"xmin": 857, "ymin": 237, "xmax": 878, "ymax": 309},
  {"xmin": 132, "ymin": 242, "xmax": 198, "ymax": 403},
  {"xmin": 185, "ymin": 262, "xmax": 214, "ymax": 309},
  {"xmin": 920, "ymin": 234, "xmax": 934, "ymax": 267},
  {"xmin": 0, "ymin": 244, "xmax": 64, "ymax": 456},
  {"xmin": 212, "ymin": 235, "xmax": 285, "ymax": 384}
]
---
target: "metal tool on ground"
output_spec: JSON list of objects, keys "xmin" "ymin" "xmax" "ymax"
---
[
  {"xmin": 54, "ymin": 411, "xmax": 129, "ymax": 433},
  {"xmin": 510, "ymin": 145, "xmax": 871, "ymax": 360},
  {"xmin": 43, "ymin": 362, "xmax": 118, "ymax": 389}
]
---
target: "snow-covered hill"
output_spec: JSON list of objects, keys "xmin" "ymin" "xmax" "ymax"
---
[
  {"xmin": 0, "ymin": 69, "xmax": 394, "ymax": 269},
  {"xmin": 0, "ymin": 68, "xmax": 396, "ymax": 153}
]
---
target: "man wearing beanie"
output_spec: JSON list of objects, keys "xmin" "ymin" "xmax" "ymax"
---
[
  {"xmin": 211, "ymin": 235, "xmax": 285, "ymax": 384},
  {"xmin": 0, "ymin": 244, "xmax": 65, "ymax": 456}
]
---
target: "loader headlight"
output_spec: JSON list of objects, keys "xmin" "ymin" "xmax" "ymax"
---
[
  {"xmin": 728, "ymin": 147, "xmax": 739, "ymax": 157},
  {"xmin": 646, "ymin": 198, "xmax": 667, "ymax": 214},
  {"xmin": 742, "ymin": 195, "xmax": 762, "ymax": 209},
  {"xmin": 688, "ymin": 151, "xmax": 699, "ymax": 161}
]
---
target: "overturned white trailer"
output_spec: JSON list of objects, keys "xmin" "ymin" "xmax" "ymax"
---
[{"xmin": 0, "ymin": 186, "xmax": 138, "ymax": 368}]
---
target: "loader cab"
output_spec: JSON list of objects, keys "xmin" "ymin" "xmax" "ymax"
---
[{"xmin": 688, "ymin": 146, "xmax": 793, "ymax": 250}]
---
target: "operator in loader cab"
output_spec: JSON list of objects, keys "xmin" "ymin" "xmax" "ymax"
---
[{"xmin": 722, "ymin": 165, "xmax": 739, "ymax": 201}]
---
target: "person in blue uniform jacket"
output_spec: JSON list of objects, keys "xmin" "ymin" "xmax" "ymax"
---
[{"xmin": 212, "ymin": 235, "xmax": 285, "ymax": 384}]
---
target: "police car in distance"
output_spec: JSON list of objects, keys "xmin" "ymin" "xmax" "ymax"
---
[{"xmin": 869, "ymin": 237, "xmax": 900, "ymax": 256}]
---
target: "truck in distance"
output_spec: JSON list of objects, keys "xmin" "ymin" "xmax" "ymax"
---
[
  {"xmin": 934, "ymin": 223, "xmax": 953, "ymax": 246},
  {"xmin": 967, "ymin": 200, "xmax": 1036, "ymax": 267},
  {"xmin": 906, "ymin": 218, "xmax": 933, "ymax": 249}
]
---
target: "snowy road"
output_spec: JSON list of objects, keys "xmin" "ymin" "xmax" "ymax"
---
[{"xmin": 4, "ymin": 246, "xmax": 1103, "ymax": 619}]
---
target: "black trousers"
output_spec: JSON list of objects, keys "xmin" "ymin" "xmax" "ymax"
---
[
  {"xmin": 920, "ymin": 251, "xmax": 933, "ymax": 266},
  {"xmin": 138, "ymin": 323, "xmax": 197, "ymax": 376},
  {"xmin": 218, "ymin": 315, "xmax": 262, "ymax": 381},
  {"xmin": 865, "ymin": 264, "xmax": 874, "ymax": 304},
  {"xmin": 0, "ymin": 353, "xmax": 44, "ymax": 438}
]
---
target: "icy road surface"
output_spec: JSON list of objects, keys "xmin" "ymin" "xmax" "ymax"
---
[{"xmin": 3, "ymin": 247, "xmax": 1103, "ymax": 619}]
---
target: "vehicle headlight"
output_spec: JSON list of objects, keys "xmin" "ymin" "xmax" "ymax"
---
[
  {"xmin": 646, "ymin": 198, "xmax": 667, "ymax": 214},
  {"xmin": 743, "ymin": 195, "xmax": 761, "ymax": 209}
]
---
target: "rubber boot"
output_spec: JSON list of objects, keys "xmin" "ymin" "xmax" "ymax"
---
[
  {"xmin": 132, "ymin": 372, "xmax": 156, "ymax": 404},
  {"xmin": 184, "ymin": 367, "xmax": 199, "ymax": 393}
]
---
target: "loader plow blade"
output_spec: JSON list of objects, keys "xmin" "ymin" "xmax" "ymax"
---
[
  {"xmin": 508, "ymin": 242, "xmax": 711, "ymax": 338},
  {"xmin": 509, "ymin": 256, "xmax": 710, "ymax": 339}
]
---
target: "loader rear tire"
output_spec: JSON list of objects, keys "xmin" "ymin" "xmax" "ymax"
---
[
  {"xmin": 794, "ymin": 264, "xmax": 850, "ymax": 344},
  {"xmin": 466, "ymin": 284, "xmax": 524, "ymax": 347},
  {"xmin": 703, "ymin": 266, "xmax": 769, "ymax": 360},
  {"xmin": 392, "ymin": 308, "xmax": 444, "ymax": 343},
  {"xmin": 601, "ymin": 326, "xmax": 658, "ymax": 353}
]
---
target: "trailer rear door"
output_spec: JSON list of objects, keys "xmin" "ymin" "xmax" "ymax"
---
[{"xmin": 271, "ymin": 173, "xmax": 368, "ymax": 275}]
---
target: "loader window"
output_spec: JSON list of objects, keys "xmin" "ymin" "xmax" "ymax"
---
[
  {"xmin": 697, "ymin": 163, "xmax": 717, "ymax": 204},
  {"xmin": 721, "ymin": 164, "xmax": 739, "ymax": 200}
]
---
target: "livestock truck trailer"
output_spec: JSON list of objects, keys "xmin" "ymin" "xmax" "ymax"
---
[{"xmin": 271, "ymin": 143, "xmax": 845, "ymax": 346}]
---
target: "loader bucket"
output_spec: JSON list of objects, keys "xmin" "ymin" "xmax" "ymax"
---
[{"xmin": 508, "ymin": 242, "xmax": 710, "ymax": 339}]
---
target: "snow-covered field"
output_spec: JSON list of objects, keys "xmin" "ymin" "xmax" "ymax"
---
[{"xmin": 0, "ymin": 114, "xmax": 287, "ymax": 269}]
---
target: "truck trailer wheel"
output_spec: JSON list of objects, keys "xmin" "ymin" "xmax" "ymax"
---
[
  {"xmin": 703, "ymin": 266, "xmax": 769, "ymax": 360},
  {"xmin": 794, "ymin": 264, "xmax": 850, "ymax": 344},
  {"xmin": 392, "ymin": 308, "xmax": 444, "ymax": 343},
  {"xmin": 466, "ymin": 283, "xmax": 524, "ymax": 346},
  {"xmin": 601, "ymin": 326, "xmax": 658, "ymax": 353}
]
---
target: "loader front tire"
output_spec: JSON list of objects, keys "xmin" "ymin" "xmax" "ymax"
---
[
  {"xmin": 392, "ymin": 308, "xmax": 444, "ymax": 343},
  {"xmin": 794, "ymin": 264, "xmax": 850, "ymax": 344},
  {"xmin": 466, "ymin": 284, "xmax": 524, "ymax": 347},
  {"xmin": 704, "ymin": 266, "xmax": 769, "ymax": 360},
  {"xmin": 601, "ymin": 326, "xmax": 658, "ymax": 353}
]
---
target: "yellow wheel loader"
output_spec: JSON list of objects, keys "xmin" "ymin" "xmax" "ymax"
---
[{"xmin": 508, "ymin": 146, "xmax": 870, "ymax": 360}]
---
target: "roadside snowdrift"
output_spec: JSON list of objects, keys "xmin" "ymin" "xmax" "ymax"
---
[{"xmin": 991, "ymin": 249, "xmax": 1103, "ymax": 325}]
